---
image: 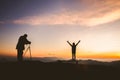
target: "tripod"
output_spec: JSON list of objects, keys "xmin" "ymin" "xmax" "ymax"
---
[{"xmin": 24, "ymin": 44, "xmax": 32, "ymax": 60}]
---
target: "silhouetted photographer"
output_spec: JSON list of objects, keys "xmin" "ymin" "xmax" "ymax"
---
[
  {"xmin": 67, "ymin": 40, "xmax": 80, "ymax": 60},
  {"xmin": 16, "ymin": 34, "xmax": 31, "ymax": 62}
]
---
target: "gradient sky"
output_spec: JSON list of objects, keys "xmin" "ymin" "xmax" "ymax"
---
[{"xmin": 0, "ymin": 0, "xmax": 120, "ymax": 61}]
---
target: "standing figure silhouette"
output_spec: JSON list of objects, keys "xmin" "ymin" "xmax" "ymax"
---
[
  {"xmin": 67, "ymin": 40, "xmax": 80, "ymax": 60},
  {"xmin": 16, "ymin": 34, "xmax": 31, "ymax": 62}
]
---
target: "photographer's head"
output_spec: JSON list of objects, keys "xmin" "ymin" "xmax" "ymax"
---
[{"xmin": 24, "ymin": 34, "xmax": 28, "ymax": 38}]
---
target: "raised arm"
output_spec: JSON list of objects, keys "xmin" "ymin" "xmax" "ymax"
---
[
  {"xmin": 67, "ymin": 41, "xmax": 72, "ymax": 46},
  {"xmin": 76, "ymin": 40, "xmax": 80, "ymax": 46}
]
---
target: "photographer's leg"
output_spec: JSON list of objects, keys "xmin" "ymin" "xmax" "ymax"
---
[{"xmin": 17, "ymin": 49, "xmax": 23, "ymax": 62}]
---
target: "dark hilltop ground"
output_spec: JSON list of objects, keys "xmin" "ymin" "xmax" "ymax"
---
[{"xmin": 0, "ymin": 60, "xmax": 120, "ymax": 80}]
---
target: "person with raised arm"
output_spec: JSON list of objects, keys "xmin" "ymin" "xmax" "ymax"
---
[{"xmin": 67, "ymin": 40, "xmax": 80, "ymax": 60}]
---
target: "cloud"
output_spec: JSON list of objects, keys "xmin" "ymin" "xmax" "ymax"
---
[
  {"xmin": 13, "ymin": 0, "xmax": 120, "ymax": 27},
  {"xmin": 0, "ymin": 21, "xmax": 5, "ymax": 24}
]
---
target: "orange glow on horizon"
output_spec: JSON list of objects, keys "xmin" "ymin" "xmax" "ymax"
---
[{"xmin": 1, "ymin": 50, "xmax": 120, "ymax": 61}]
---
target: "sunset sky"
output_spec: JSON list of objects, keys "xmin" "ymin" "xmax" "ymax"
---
[{"xmin": 0, "ymin": 0, "xmax": 120, "ymax": 61}]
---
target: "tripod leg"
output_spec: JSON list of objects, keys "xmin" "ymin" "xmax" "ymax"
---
[
  {"xmin": 29, "ymin": 47, "xmax": 32, "ymax": 60},
  {"xmin": 24, "ymin": 47, "xmax": 29, "ymax": 56}
]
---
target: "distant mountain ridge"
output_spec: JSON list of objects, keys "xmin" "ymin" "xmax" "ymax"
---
[
  {"xmin": 0, "ymin": 55, "xmax": 120, "ymax": 66},
  {"xmin": 31, "ymin": 57, "xmax": 62, "ymax": 62}
]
